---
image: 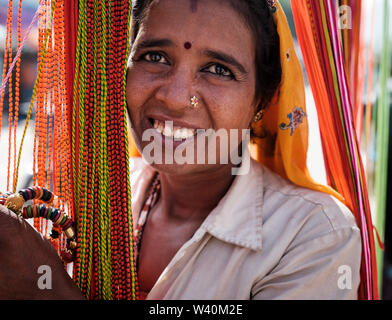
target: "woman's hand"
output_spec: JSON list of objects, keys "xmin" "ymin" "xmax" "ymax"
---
[{"xmin": 0, "ymin": 204, "xmax": 85, "ymax": 299}]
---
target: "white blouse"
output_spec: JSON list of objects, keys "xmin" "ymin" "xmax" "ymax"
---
[{"xmin": 129, "ymin": 156, "xmax": 361, "ymax": 300}]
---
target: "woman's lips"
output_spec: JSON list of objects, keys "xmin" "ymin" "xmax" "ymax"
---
[
  {"xmin": 152, "ymin": 118, "xmax": 196, "ymax": 139},
  {"xmin": 142, "ymin": 117, "xmax": 202, "ymax": 149}
]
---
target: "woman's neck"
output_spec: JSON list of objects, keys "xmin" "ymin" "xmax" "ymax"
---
[{"xmin": 158, "ymin": 164, "xmax": 236, "ymax": 222}]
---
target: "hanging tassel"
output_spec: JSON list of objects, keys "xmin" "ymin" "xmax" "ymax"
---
[{"xmin": 291, "ymin": 0, "xmax": 379, "ymax": 300}]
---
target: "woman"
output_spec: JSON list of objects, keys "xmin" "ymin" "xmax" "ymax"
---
[
  {"xmin": 125, "ymin": 0, "xmax": 361, "ymax": 299},
  {"xmin": 0, "ymin": 0, "xmax": 361, "ymax": 299}
]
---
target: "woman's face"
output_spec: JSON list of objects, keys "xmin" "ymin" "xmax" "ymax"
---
[{"xmin": 126, "ymin": 0, "xmax": 259, "ymax": 176}]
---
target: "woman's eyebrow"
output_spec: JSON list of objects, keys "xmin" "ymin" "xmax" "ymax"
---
[
  {"xmin": 202, "ymin": 49, "xmax": 248, "ymax": 75},
  {"xmin": 133, "ymin": 38, "xmax": 176, "ymax": 51}
]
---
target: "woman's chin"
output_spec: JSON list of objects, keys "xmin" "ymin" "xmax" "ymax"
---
[{"xmin": 146, "ymin": 161, "xmax": 224, "ymax": 177}]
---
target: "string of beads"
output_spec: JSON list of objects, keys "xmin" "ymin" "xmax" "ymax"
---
[{"xmin": 0, "ymin": 187, "xmax": 76, "ymax": 264}]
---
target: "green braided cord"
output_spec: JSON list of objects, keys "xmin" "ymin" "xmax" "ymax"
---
[
  {"xmin": 75, "ymin": 0, "xmax": 88, "ymax": 290},
  {"xmin": 71, "ymin": 0, "xmax": 83, "ymax": 217},
  {"xmin": 70, "ymin": 16, "xmax": 81, "ymax": 288},
  {"xmin": 84, "ymin": 0, "xmax": 99, "ymax": 297},
  {"xmin": 91, "ymin": 0, "xmax": 102, "ymax": 298},
  {"xmin": 85, "ymin": 0, "xmax": 103, "ymax": 297},
  {"xmin": 14, "ymin": 0, "xmax": 57, "ymax": 192},
  {"xmin": 98, "ymin": 0, "xmax": 113, "ymax": 299},
  {"xmin": 107, "ymin": 0, "xmax": 116, "ymax": 297},
  {"xmin": 375, "ymin": 0, "xmax": 391, "ymax": 294}
]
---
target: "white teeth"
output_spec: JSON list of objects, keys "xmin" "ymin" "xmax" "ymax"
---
[
  {"xmin": 153, "ymin": 119, "xmax": 195, "ymax": 139},
  {"xmin": 154, "ymin": 121, "xmax": 164, "ymax": 134},
  {"xmin": 174, "ymin": 128, "xmax": 194, "ymax": 139},
  {"xmin": 163, "ymin": 125, "xmax": 172, "ymax": 137}
]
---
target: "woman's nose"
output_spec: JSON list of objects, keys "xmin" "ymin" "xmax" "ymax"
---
[{"xmin": 154, "ymin": 66, "xmax": 196, "ymax": 112}]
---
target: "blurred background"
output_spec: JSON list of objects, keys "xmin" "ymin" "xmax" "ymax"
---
[
  {"xmin": 0, "ymin": 0, "xmax": 391, "ymax": 298},
  {"xmin": 0, "ymin": 0, "xmax": 38, "ymax": 190}
]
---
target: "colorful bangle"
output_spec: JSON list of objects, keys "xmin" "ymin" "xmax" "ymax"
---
[{"xmin": 0, "ymin": 187, "xmax": 76, "ymax": 263}]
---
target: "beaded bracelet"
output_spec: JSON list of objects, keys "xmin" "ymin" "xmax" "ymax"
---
[{"xmin": 0, "ymin": 187, "xmax": 76, "ymax": 263}]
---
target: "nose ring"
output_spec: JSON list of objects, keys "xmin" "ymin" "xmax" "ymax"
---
[{"xmin": 190, "ymin": 96, "xmax": 199, "ymax": 108}]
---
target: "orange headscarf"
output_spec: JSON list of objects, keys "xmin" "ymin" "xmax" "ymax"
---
[{"xmin": 249, "ymin": 0, "xmax": 343, "ymax": 202}]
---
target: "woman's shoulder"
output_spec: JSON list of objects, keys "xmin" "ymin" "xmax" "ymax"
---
[
  {"xmin": 255, "ymin": 160, "xmax": 360, "ymax": 249},
  {"xmin": 249, "ymin": 161, "xmax": 361, "ymax": 299}
]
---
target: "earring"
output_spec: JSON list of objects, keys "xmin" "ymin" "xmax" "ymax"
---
[
  {"xmin": 190, "ymin": 96, "xmax": 199, "ymax": 109},
  {"xmin": 253, "ymin": 109, "xmax": 264, "ymax": 122},
  {"xmin": 266, "ymin": 0, "xmax": 277, "ymax": 13}
]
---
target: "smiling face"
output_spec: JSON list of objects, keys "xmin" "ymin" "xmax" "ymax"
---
[{"xmin": 126, "ymin": 0, "xmax": 260, "ymax": 175}]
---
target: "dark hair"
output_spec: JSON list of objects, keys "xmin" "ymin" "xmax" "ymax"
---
[{"xmin": 130, "ymin": 0, "xmax": 282, "ymax": 112}]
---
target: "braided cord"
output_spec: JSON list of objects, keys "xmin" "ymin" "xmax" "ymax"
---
[
  {"xmin": 70, "ymin": 0, "xmax": 136, "ymax": 299},
  {"xmin": 123, "ymin": 0, "xmax": 138, "ymax": 300},
  {"xmin": 74, "ymin": 0, "xmax": 88, "ymax": 290},
  {"xmin": 98, "ymin": 0, "xmax": 113, "ymax": 299},
  {"xmin": 14, "ymin": 0, "xmax": 57, "ymax": 192}
]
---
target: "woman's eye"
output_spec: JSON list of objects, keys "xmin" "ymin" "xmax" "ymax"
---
[
  {"xmin": 204, "ymin": 64, "xmax": 234, "ymax": 78},
  {"xmin": 141, "ymin": 52, "xmax": 168, "ymax": 64}
]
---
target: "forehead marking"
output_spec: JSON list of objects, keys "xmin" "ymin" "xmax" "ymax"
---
[{"xmin": 190, "ymin": 0, "xmax": 198, "ymax": 12}]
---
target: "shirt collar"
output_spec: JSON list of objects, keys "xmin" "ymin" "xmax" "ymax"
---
[{"xmin": 200, "ymin": 151, "xmax": 264, "ymax": 251}]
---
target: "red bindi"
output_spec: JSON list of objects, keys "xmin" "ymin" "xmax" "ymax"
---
[{"xmin": 184, "ymin": 42, "xmax": 192, "ymax": 50}]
